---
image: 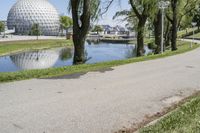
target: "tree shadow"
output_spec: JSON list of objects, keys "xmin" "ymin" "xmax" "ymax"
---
[{"xmin": 43, "ymin": 67, "xmax": 114, "ymax": 80}]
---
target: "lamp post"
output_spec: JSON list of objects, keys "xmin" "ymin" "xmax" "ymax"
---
[
  {"xmin": 158, "ymin": 1, "xmax": 170, "ymax": 54},
  {"xmin": 191, "ymin": 22, "xmax": 197, "ymax": 48}
]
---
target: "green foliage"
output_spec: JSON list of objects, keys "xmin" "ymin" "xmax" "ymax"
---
[
  {"xmin": 68, "ymin": 0, "xmax": 100, "ymax": 22},
  {"xmin": 59, "ymin": 48, "xmax": 72, "ymax": 61},
  {"xmin": 113, "ymin": 9, "xmax": 138, "ymax": 31},
  {"xmin": 147, "ymin": 42, "xmax": 157, "ymax": 50},
  {"xmin": 92, "ymin": 25, "xmax": 103, "ymax": 33},
  {"xmin": 0, "ymin": 21, "xmax": 5, "ymax": 33},
  {"xmin": 193, "ymin": 5, "xmax": 200, "ymax": 29},
  {"xmin": 30, "ymin": 23, "xmax": 41, "ymax": 36},
  {"xmin": 60, "ymin": 16, "xmax": 73, "ymax": 29}
]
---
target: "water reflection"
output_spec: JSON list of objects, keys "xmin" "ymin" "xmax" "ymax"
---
[
  {"xmin": 0, "ymin": 42, "xmax": 152, "ymax": 72},
  {"xmin": 10, "ymin": 47, "xmax": 72, "ymax": 70}
]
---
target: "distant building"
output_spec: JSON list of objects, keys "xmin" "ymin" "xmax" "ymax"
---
[
  {"xmin": 0, "ymin": 20, "xmax": 15, "ymax": 35},
  {"xmin": 7, "ymin": 0, "xmax": 60, "ymax": 36},
  {"xmin": 100, "ymin": 25, "xmax": 128, "ymax": 35}
]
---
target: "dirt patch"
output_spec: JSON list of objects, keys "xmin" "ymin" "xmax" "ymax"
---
[
  {"xmin": 115, "ymin": 91, "xmax": 200, "ymax": 133},
  {"xmin": 162, "ymin": 95, "xmax": 183, "ymax": 105}
]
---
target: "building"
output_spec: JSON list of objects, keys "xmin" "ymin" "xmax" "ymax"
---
[
  {"xmin": 101, "ymin": 25, "xmax": 128, "ymax": 35},
  {"xmin": 7, "ymin": 0, "xmax": 60, "ymax": 36}
]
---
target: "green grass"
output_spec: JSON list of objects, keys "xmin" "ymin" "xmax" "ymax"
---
[
  {"xmin": 177, "ymin": 27, "xmax": 197, "ymax": 38},
  {"xmin": 140, "ymin": 93, "xmax": 200, "ymax": 133},
  {"xmin": 188, "ymin": 32, "xmax": 200, "ymax": 39},
  {"xmin": 128, "ymin": 38, "xmax": 154, "ymax": 45},
  {"xmin": 0, "ymin": 41, "xmax": 199, "ymax": 83},
  {"xmin": 0, "ymin": 39, "xmax": 73, "ymax": 56}
]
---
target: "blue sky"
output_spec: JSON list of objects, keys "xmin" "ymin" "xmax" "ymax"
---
[{"xmin": 0, "ymin": 0, "xmax": 130, "ymax": 26}]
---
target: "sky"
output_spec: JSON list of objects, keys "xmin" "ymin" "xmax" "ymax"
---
[{"xmin": 0, "ymin": 0, "xmax": 130, "ymax": 26}]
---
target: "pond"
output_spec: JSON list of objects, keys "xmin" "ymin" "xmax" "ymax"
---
[{"xmin": 0, "ymin": 42, "xmax": 152, "ymax": 72}]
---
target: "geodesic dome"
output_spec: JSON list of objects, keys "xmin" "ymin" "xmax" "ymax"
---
[
  {"xmin": 7, "ymin": 0, "xmax": 60, "ymax": 36},
  {"xmin": 10, "ymin": 48, "xmax": 61, "ymax": 70}
]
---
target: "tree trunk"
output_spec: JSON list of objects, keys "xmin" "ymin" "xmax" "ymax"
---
[
  {"xmin": 164, "ymin": 21, "xmax": 171, "ymax": 47},
  {"xmin": 171, "ymin": 0, "xmax": 178, "ymax": 51},
  {"xmin": 73, "ymin": 33, "xmax": 86, "ymax": 64},
  {"xmin": 136, "ymin": 18, "xmax": 147, "ymax": 56},
  {"xmin": 154, "ymin": 10, "xmax": 162, "ymax": 54},
  {"xmin": 71, "ymin": 0, "xmax": 91, "ymax": 65}
]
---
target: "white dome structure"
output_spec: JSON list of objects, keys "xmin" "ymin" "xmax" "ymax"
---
[
  {"xmin": 7, "ymin": 0, "xmax": 60, "ymax": 36},
  {"xmin": 10, "ymin": 49, "xmax": 61, "ymax": 70}
]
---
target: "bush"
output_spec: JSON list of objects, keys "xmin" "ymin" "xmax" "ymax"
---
[{"xmin": 148, "ymin": 42, "xmax": 157, "ymax": 50}]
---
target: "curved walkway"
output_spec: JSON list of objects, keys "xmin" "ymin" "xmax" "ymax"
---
[{"xmin": 0, "ymin": 40, "xmax": 200, "ymax": 133}]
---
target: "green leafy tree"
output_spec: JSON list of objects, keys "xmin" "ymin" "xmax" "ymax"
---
[
  {"xmin": 69, "ymin": 0, "xmax": 101, "ymax": 64},
  {"xmin": 0, "ymin": 22, "xmax": 5, "ymax": 35},
  {"xmin": 92, "ymin": 25, "xmax": 103, "ymax": 34},
  {"xmin": 166, "ymin": 0, "xmax": 199, "ymax": 51},
  {"xmin": 129, "ymin": 0, "xmax": 157, "ymax": 56},
  {"xmin": 193, "ymin": 5, "xmax": 200, "ymax": 29},
  {"xmin": 30, "ymin": 23, "xmax": 41, "ymax": 40},
  {"xmin": 60, "ymin": 16, "xmax": 73, "ymax": 35}
]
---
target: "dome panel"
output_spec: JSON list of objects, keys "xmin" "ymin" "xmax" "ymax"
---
[{"xmin": 7, "ymin": 0, "xmax": 60, "ymax": 36}]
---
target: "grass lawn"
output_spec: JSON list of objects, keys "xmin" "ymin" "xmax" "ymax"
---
[
  {"xmin": 188, "ymin": 32, "xmax": 200, "ymax": 39},
  {"xmin": 177, "ymin": 27, "xmax": 197, "ymax": 38},
  {"xmin": 0, "ymin": 41, "xmax": 199, "ymax": 83},
  {"xmin": 0, "ymin": 39, "xmax": 73, "ymax": 56},
  {"xmin": 140, "ymin": 93, "xmax": 200, "ymax": 133},
  {"xmin": 128, "ymin": 38, "xmax": 154, "ymax": 44}
]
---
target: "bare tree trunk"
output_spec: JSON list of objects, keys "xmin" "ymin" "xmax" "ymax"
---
[
  {"xmin": 164, "ymin": 22, "xmax": 171, "ymax": 48},
  {"xmin": 71, "ymin": 0, "xmax": 91, "ymax": 65},
  {"xmin": 171, "ymin": 0, "xmax": 178, "ymax": 51},
  {"xmin": 137, "ymin": 18, "xmax": 147, "ymax": 56},
  {"xmin": 73, "ymin": 33, "xmax": 86, "ymax": 64},
  {"xmin": 154, "ymin": 10, "xmax": 162, "ymax": 54}
]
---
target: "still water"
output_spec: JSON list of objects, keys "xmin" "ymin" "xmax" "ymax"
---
[{"xmin": 0, "ymin": 42, "xmax": 151, "ymax": 72}]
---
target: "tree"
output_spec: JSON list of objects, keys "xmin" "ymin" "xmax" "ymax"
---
[
  {"xmin": 166, "ymin": 0, "xmax": 199, "ymax": 51},
  {"xmin": 0, "ymin": 22, "xmax": 5, "ymax": 35},
  {"xmin": 177, "ymin": 0, "xmax": 199, "ymax": 28},
  {"xmin": 170, "ymin": 0, "xmax": 178, "ymax": 51},
  {"xmin": 92, "ymin": 25, "xmax": 103, "ymax": 34},
  {"xmin": 60, "ymin": 16, "xmax": 73, "ymax": 35},
  {"xmin": 113, "ymin": 9, "xmax": 139, "ymax": 31},
  {"xmin": 153, "ymin": 10, "xmax": 162, "ymax": 54},
  {"xmin": 70, "ymin": 0, "xmax": 101, "ymax": 64},
  {"xmin": 30, "ymin": 23, "xmax": 41, "ymax": 40},
  {"xmin": 71, "ymin": 0, "xmax": 92, "ymax": 64},
  {"xmin": 193, "ymin": 5, "xmax": 200, "ymax": 29},
  {"xmin": 129, "ymin": 0, "xmax": 157, "ymax": 56}
]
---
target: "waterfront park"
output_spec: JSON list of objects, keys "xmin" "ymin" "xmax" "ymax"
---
[{"xmin": 1, "ymin": 0, "xmax": 200, "ymax": 132}]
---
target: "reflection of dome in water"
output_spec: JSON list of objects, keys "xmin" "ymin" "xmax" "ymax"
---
[
  {"xmin": 7, "ymin": 0, "xmax": 60, "ymax": 36},
  {"xmin": 10, "ymin": 49, "xmax": 60, "ymax": 70}
]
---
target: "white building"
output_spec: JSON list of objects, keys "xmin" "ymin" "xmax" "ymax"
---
[{"xmin": 7, "ymin": 0, "xmax": 60, "ymax": 36}]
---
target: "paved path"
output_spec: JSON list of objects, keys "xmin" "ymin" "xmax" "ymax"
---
[{"xmin": 0, "ymin": 42, "xmax": 200, "ymax": 133}]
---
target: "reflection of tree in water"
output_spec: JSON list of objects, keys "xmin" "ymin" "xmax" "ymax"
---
[
  {"xmin": 125, "ymin": 45, "xmax": 152, "ymax": 58},
  {"xmin": 125, "ymin": 45, "xmax": 137, "ymax": 58},
  {"xmin": 59, "ymin": 48, "xmax": 72, "ymax": 61},
  {"xmin": 86, "ymin": 40, "xmax": 100, "ymax": 45},
  {"xmin": 84, "ymin": 50, "xmax": 92, "ymax": 63}
]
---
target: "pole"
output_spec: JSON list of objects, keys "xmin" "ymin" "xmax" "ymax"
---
[
  {"xmin": 191, "ymin": 25, "xmax": 194, "ymax": 48},
  {"xmin": 161, "ymin": 8, "xmax": 164, "ymax": 54},
  {"xmin": 193, "ymin": 26, "xmax": 195, "ymax": 47},
  {"xmin": 3, "ymin": 27, "xmax": 5, "ymax": 38}
]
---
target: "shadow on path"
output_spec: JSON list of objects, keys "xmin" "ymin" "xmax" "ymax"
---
[{"xmin": 43, "ymin": 67, "xmax": 114, "ymax": 80}]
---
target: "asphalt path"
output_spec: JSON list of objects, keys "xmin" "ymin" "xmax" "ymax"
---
[{"xmin": 0, "ymin": 40, "xmax": 200, "ymax": 133}]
